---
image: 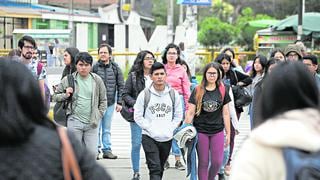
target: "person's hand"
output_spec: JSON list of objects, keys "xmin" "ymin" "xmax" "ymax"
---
[
  {"xmin": 52, "ymin": 85, "xmax": 58, "ymax": 92},
  {"xmin": 237, "ymin": 82, "xmax": 245, "ymax": 86},
  {"xmin": 116, "ymin": 104, "xmax": 122, "ymax": 112},
  {"xmin": 65, "ymin": 87, "xmax": 73, "ymax": 97},
  {"xmin": 235, "ymin": 129, "xmax": 240, "ymax": 135}
]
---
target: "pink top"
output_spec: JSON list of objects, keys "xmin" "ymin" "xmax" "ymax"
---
[{"xmin": 165, "ymin": 64, "xmax": 191, "ymax": 110}]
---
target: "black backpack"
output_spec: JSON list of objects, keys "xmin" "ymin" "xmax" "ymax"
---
[{"xmin": 283, "ymin": 147, "xmax": 320, "ymax": 180}]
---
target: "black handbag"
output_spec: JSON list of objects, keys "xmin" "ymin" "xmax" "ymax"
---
[
  {"xmin": 53, "ymin": 75, "xmax": 74, "ymax": 126},
  {"xmin": 120, "ymin": 101, "xmax": 135, "ymax": 122},
  {"xmin": 232, "ymin": 85, "xmax": 252, "ymax": 108}
]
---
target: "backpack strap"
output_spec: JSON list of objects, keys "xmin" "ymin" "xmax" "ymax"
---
[
  {"xmin": 143, "ymin": 89, "xmax": 151, "ymax": 117},
  {"xmin": 111, "ymin": 61, "xmax": 119, "ymax": 82},
  {"xmin": 65, "ymin": 74, "xmax": 75, "ymax": 111},
  {"xmin": 92, "ymin": 63, "xmax": 98, "ymax": 73},
  {"xmin": 37, "ymin": 62, "xmax": 43, "ymax": 76},
  {"xmin": 131, "ymin": 72, "xmax": 137, "ymax": 96},
  {"xmin": 169, "ymin": 88, "xmax": 175, "ymax": 118},
  {"xmin": 219, "ymin": 82, "xmax": 226, "ymax": 102},
  {"xmin": 57, "ymin": 127, "xmax": 83, "ymax": 180}
]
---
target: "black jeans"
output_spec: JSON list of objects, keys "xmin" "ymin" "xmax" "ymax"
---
[{"xmin": 142, "ymin": 135, "xmax": 172, "ymax": 180}]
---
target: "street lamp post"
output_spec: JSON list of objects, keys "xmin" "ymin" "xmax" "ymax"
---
[
  {"xmin": 297, "ymin": 0, "xmax": 305, "ymax": 40},
  {"xmin": 68, "ymin": 0, "xmax": 74, "ymax": 47}
]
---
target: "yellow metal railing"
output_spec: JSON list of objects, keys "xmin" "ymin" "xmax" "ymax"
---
[
  {"xmin": 2, "ymin": 48, "xmax": 319, "ymax": 64},
  {"xmin": 88, "ymin": 50, "xmax": 213, "ymax": 64},
  {"xmin": 0, "ymin": 49, "xmax": 10, "ymax": 57}
]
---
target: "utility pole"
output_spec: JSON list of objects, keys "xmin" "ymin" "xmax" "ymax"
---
[
  {"xmin": 167, "ymin": 0, "xmax": 174, "ymax": 43},
  {"xmin": 68, "ymin": 0, "xmax": 75, "ymax": 46},
  {"xmin": 179, "ymin": 5, "xmax": 183, "ymax": 25},
  {"xmin": 297, "ymin": 0, "xmax": 305, "ymax": 40},
  {"xmin": 184, "ymin": 5, "xmax": 197, "ymax": 76}
]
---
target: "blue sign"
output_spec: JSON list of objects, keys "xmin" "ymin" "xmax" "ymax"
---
[{"xmin": 177, "ymin": 0, "xmax": 212, "ymax": 6}]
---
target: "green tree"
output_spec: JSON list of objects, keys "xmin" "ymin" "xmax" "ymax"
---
[
  {"xmin": 198, "ymin": 17, "xmax": 235, "ymax": 47},
  {"xmin": 211, "ymin": 0, "xmax": 234, "ymax": 22},
  {"xmin": 234, "ymin": 7, "xmax": 274, "ymax": 50},
  {"xmin": 152, "ymin": 0, "xmax": 167, "ymax": 25}
]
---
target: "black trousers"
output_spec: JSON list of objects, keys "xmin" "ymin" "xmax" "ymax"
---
[{"xmin": 142, "ymin": 134, "xmax": 172, "ymax": 180}]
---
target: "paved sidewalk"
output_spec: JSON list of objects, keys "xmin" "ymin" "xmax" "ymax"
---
[
  {"xmin": 97, "ymin": 156, "xmax": 187, "ymax": 180},
  {"xmin": 47, "ymin": 67, "xmax": 251, "ymax": 180},
  {"xmin": 93, "ymin": 109, "xmax": 250, "ymax": 180}
]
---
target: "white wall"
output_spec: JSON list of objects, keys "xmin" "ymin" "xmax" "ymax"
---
[
  {"xmin": 114, "ymin": 25, "xmax": 126, "ymax": 69},
  {"xmin": 76, "ymin": 23, "xmax": 88, "ymax": 52}
]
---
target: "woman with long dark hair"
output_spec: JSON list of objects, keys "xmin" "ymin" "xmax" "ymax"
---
[
  {"xmin": 230, "ymin": 61, "xmax": 320, "ymax": 180},
  {"xmin": 215, "ymin": 53, "xmax": 252, "ymax": 175},
  {"xmin": 0, "ymin": 59, "xmax": 110, "ymax": 179},
  {"xmin": 122, "ymin": 50, "xmax": 156, "ymax": 180},
  {"xmin": 248, "ymin": 55, "xmax": 268, "ymax": 128},
  {"xmin": 185, "ymin": 62, "xmax": 231, "ymax": 180},
  {"xmin": 61, "ymin": 47, "xmax": 79, "ymax": 79}
]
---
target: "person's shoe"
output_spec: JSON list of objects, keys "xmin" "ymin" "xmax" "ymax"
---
[
  {"xmin": 103, "ymin": 151, "xmax": 118, "ymax": 159},
  {"xmin": 96, "ymin": 153, "xmax": 103, "ymax": 160},
  {"xmin": 224, "ymin": 165, "xmax": 231, "ymax": 176},
  {"xmin": 175, "ymin": 160, "xmax": 186, "ymax": 170},
  {"xmin": 164, "ymin": 160, "xmax": 170, "ymax": 170},
  {"xmin": 218, "ymin": 173, "xmax": 225, "ymax": 180},
  {"xmin": 131, "ymin": 172, "xmax": 140, "ymax": 180}
]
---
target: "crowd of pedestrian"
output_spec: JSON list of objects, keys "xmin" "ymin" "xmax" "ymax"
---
[{"xmin": 1, "ymin": 35, "xmax": 319, "ymax": 180}]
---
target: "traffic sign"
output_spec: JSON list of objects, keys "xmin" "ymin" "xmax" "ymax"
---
[{"xmin": 177, "ymin": 0, "xmax": 211, "ymax": 6}]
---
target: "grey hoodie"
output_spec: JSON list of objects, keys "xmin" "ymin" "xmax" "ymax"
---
[{"xmin": 134, "ymin": 84, "xmax": 183, "ymax": 142}]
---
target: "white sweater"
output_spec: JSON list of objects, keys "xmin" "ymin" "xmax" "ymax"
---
[{"xmin": 134, "ymin": 84, "xmax": 183, "ymax": 142}]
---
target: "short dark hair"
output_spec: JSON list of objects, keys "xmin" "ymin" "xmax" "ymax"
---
[
  {"xmin": 18, "ymin": 35, "xmax": 36, "ymax": 50},
  {"xmin": 162, "ymin": 43, "xmax": 181, "ymax": 64},
  {"xmin": 150, "ymin": 62, "xmax": 166, "ymax": 75},
  {"xmin": 98, "ymin": 43, "xmax": 112, "ymax": 55},
  {"xmin": 258, "ymin": 61, "xmax": 319, "ymax": 122},
  {"xmin": 215, "ymin": 53, "xmax": 232, "ymax": 63},
  {"xmin": 265, "ymin": 57, "xmax": 278, "ymax": 74},
  {"xmin": 303, "ymin": 55, "xmax": 318, "ymax": 65},
  {"xmin": 222, "ymin": 48, "xmax": 235, "ymax": 59},
  {"xmin": 75, "ymin": 52, "xmax": 93, "ymax": 65}
]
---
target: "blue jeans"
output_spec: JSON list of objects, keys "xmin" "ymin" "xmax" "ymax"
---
[
  {"xmin": 130, "ymin": 122, "xmax": 142, "ymax": 173},
  {"xmin": 219, "ymin": 132, "xmax": 230, "ymax": 174},
  {"xmin": 98, "ymin": 104, "xmax": 115, "ymax": 153},
  {"xmin": 171, "ymin": 95, "xmax": 185, "ymax": 156}
]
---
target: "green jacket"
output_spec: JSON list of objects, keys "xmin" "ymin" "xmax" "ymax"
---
[{"xmin": 53, "ymin": 72, "xmax": 107, "ymax": 128}]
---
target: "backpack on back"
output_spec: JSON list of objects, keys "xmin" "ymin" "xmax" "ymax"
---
[
  {"xmin": 37, "ymin": 62, "xmax": 51, "ymax": 114},
  {"xmin": 283, "ymin": 147, "xmax": 320, "ymax": 180}
]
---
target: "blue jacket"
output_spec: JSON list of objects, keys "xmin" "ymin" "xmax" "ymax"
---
[{"xmin": 174, "ymin": 123, "xmax": 198, "ymax": 180}]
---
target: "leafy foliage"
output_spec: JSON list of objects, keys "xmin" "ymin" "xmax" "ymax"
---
[
  {"xmin": 234, "ymin": 7, "xmax": 274, "ymax": 50},
  {"xmin": 198, "ymin": 17, "xmax": 235, "ymax": 47}
]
